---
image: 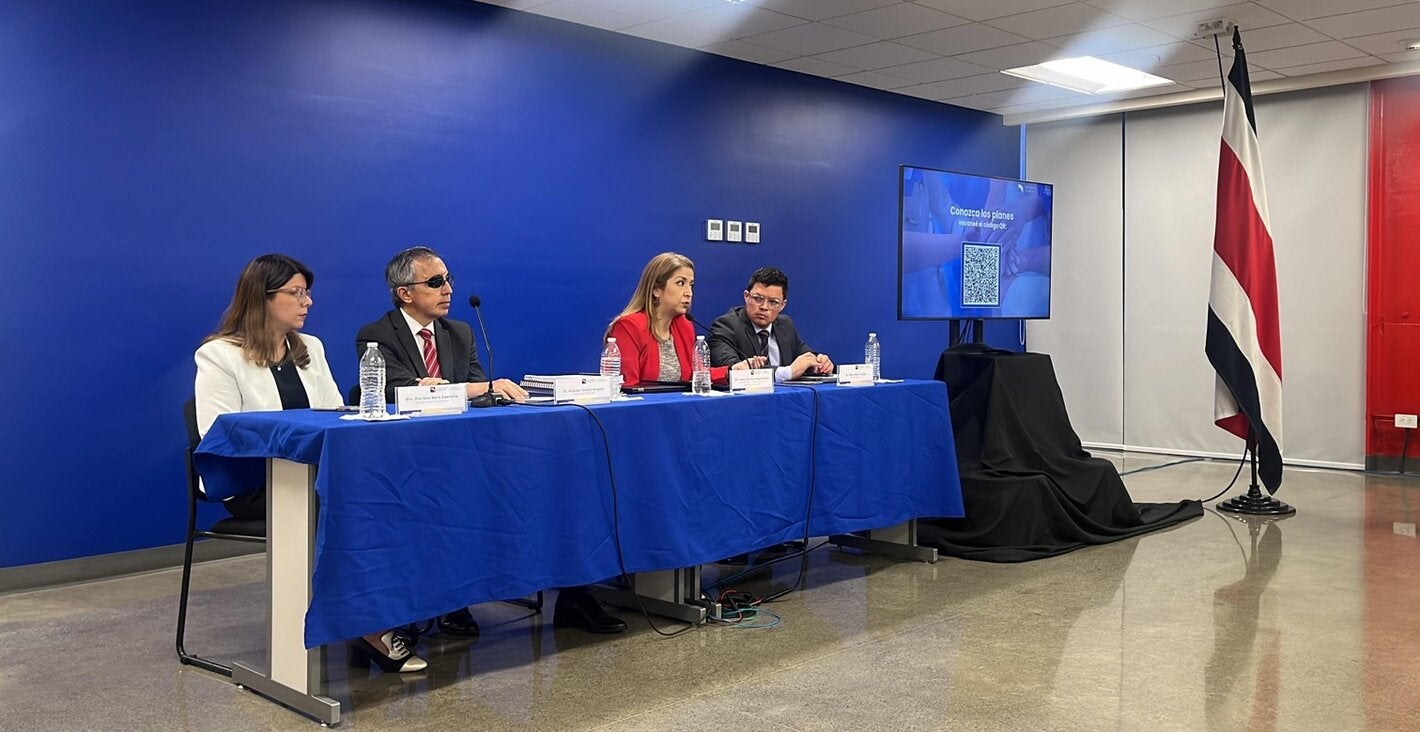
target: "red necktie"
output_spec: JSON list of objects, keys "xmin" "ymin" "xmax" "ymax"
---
[{"xmin": 418, "ymin": 328, "xmax": 442, "ymax": 379}]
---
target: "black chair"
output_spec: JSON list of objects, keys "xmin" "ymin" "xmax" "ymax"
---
[{"xmin": 176, "ymin": 398, "xmax": 266, "ymax": 676}]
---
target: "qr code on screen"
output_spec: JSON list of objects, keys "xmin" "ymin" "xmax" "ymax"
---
[{"xmin": 961, "ymin": 242, "xmax": 1001, "ymax": 307}]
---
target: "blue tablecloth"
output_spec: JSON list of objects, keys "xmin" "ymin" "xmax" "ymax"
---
[{"xmin": 195, "ymin": 380, "xmax": 962, "ymax": 648}]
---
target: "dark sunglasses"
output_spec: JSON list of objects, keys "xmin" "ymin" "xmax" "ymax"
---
[{"xmin": 398, "ymin": 273, "xmax": 454, "ymax": 289}]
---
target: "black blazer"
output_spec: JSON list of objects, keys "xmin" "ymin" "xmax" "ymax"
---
[
  {"xmin": 354, "ymin": 310, "xmax": 487, "ymax": 402},
  {"xmin": 707, "ymin": 306, "xmax": 814, "ymax": 368}
]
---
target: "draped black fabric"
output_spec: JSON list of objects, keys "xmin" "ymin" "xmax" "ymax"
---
[{"xmin": 922, "ymin": 346, "xmax": 1202, "ymax": 562}]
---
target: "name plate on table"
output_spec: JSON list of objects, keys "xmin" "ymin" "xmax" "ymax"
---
[
  {"xmin": 729, "ymin": 368, "xmax": 775, "ymax": 394},
  {"xmin": 522, "ymin": 375, "xmax": 615, "ymax": 404},
  {"xmin": 395, "ymin": 384, "xmax": 468, "ymax": 415},
  {"xmin": 836, "ymin": 363, "xmax": 875, "ymax": 387}
]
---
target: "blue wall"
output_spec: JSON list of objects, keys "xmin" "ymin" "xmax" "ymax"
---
[{"xmin": 0, "ymin": 0, "xmax": 1021, "ymax": 567}]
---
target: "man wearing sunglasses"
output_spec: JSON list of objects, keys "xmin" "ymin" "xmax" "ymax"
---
[
  {"xmin": 355, "ymin": 246, "xmax": 528, "ymax": 408},
  {"xmin": 707, "ymin": 266, "xmax": 833, "ymax": 382}
]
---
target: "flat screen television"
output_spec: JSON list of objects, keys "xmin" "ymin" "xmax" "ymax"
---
[{"xmin": 898, "ymin": 165, "xmax": 1054, "ymax": 320}]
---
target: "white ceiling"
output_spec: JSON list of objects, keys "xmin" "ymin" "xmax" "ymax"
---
[{"xmin": 474, "ymin": 0, "xmax": 1420, "ymax": 121}]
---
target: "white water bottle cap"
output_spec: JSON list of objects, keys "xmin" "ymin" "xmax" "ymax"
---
[
  {"xmin": 607, "ymin": 337, "xmax": 616, "ymax": 343},
  {"xmin": 868, "ymin": 332, "xmax": 877, "ymax": 338}
]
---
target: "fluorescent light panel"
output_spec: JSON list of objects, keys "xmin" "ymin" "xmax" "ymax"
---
[{"xmin": 1002, "ymin": 56, "xmax": 1172, "ymax": 95}]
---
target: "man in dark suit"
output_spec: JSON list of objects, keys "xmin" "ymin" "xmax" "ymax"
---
[
  {"xmin": 355, "ymin": 246, "xmax": 526, "ymax": 404},
  {"xmin": 708, "ymin": 266, "xmax": 833, "ymax": 382},
  {"xmin": 355, "ymin": 246, "xmax": 625, "ymax": 636}
]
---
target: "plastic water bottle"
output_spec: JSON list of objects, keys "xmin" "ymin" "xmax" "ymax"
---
[
  {"xmin": 600, "ymin": 337, "xmax": 622, "ymax": 399},
  {"xmin": 865, "ymin": 332, "xmax": 881, "ymax": 382},
  {"xmin": 359, "ymin": 342, "xmax": 386, "ymax": 419},
  {"xmin": 691, "ymin": 335, "xmax": 712, "ymax": 395}
]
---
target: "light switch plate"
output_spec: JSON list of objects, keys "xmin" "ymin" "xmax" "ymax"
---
[
  {"xmin": 727, "ymin": 220, "xmax": 743, "ymax": 243},
  {"xmin": 706, "ymin": 219, "xmax": 724, "ymax": 241}
]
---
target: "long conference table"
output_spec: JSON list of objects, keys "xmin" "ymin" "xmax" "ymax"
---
[{"xmin": 194, "ymin": 379, "xmax": 964, "ymax": 723}]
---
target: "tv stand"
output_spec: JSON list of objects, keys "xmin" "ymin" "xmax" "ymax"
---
[{"xmin": 949, "ymin": 318, "xmax": 985, "ymax": 347}]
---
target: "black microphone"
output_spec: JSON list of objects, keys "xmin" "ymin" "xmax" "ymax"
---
[
  {"xmin": 685, "ymin": 313, "xmax": 756, "ymax": 365},
  {"xmin": 467, "ymin": 294, "xmax": 502, "ymax": 408}
]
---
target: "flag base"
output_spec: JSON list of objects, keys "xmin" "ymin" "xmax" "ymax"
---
[{"xmin": 1217, "ymin": 490, "xmax": 1295, "ymax": 516}]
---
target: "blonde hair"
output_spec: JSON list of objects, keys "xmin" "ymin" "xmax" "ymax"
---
[{"xmin": 606, "ymin": 252, "xmax": 695, "ymax": 340}]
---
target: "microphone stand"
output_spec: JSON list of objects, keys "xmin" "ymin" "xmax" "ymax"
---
[{"xmin": 468, "ymin": 296, "xmax": 501, "ymax": 408}]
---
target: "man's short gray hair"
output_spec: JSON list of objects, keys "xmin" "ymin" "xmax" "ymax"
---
[{"xmin": 385, "ymin": 246, "xmax": 440, "ymax": 306}]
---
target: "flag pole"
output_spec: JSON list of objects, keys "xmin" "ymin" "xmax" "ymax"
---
[{"xmin": 1218, "ymin": 425, "xmax": 1295, "ymax": 516}]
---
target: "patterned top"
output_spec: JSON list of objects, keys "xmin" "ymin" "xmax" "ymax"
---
[{"xmin": 656, "ymin": 338, "xmax": 680, "ymax": 382}]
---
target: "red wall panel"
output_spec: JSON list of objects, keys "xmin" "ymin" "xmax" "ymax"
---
[{"xmin": 1367, "ymin": 78, "xmax": 1420, "ymax": 465}]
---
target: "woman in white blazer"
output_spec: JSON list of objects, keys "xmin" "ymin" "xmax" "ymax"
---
[{"xmin": 194, "ymin": 253, "xmax": 426, "ymax": 674}]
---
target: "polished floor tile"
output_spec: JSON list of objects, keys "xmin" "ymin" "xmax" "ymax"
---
[{"xmin": 3, "ymin": 453, "xmax": 1419, "ymax": 730}]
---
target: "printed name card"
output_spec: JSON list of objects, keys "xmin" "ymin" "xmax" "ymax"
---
[
  {"xmin": 729, "ymin": 368, "xmax": 775, "ymax": 394},
  {"xmin": 395, "ymin": 383, "xmax": 469, "ymax": 415},
  {"xmin": 836, "ymin": 363, "xmax": 875, "ymax": 387},
  {"xmin": 554, "ymin": 375, "xmax": 613, "ymax": 404}
]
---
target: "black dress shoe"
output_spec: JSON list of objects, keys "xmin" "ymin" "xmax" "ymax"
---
[
  {"xmin": 437, "ymin": 608, "xmax": 480, "ymax": 637},
  {"xmin": 553, "ymin": 589, "xmax": 628, "ymax": 634}
]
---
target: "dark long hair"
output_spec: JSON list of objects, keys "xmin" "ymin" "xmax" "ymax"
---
[{"xmin": 205, "ymin": 254, "xmax": 314, "ymax": 368}]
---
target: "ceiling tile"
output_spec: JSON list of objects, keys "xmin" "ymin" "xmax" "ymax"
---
[
  {"xmin": 876, "ymin": 55, "xmax": 993, "ymax": 82},
  {"xmin": 1157, "ymin": 58, "xmax": 1260, "ymax": 81},
  {"xmin": 475, "ymin": 0, "xmax": 562, "ymax": 9},
  {"xmin": 741, "ymin": 22, "xmax": 880, "ymax": 55},
  {"xmin": 1099, "ymin": 42, "xmax": 1218, "ymax": 72},
  {"xmin": 955, "ymin": 41, "xmax": 1068, "ymax": 69},
  {"xmin": 1088, "ymin": 0, "xmax": 1244, "ymax": 22},
  {"xmin": 752, "ymin": 0, "xmax": 900, "ymax": 22},
  {"xmin": 1273, "ymin": 56, "xmax": 1384, "ymax": 76},
  {"xmin": 574, "ymin": 0, "xmax": 719, "ymax": 21},
  {"xmin": 952, "ymin": 83, "xmax": 1088, "ymax": 108},
  {"xmin": 1305, "ymin": 5, "xmax": 1420, "ymax": 39},
  {"xmin": 823, "ymin": 3, "xmax": 970, "ymax": 40},
  {"xmin": 698, "ymin": 40, "xmax": 798, "ymax": 64},
  {"xmin": 622, "ymin": 19, "xmax": 731, "ymax": 47},
  {"xmin": 1144, "ymin": 3, "xmax": 1290, "ymax": 40},
  {"xmin": 1180, "ymin": 68, "xmax": 1284, "ymax": 87},
  {"xmin": 1246, "ymin": 40, "xmax": 1366, "ymax": 68},
  {"xmin": 915, "ymin": 0, "xmax": 1074, "ymax": 23},
  {"xmin": 1254, "ymin": 0, "xmax": 1411, "ymax": 22},
  {"xmin": 1046, "ymin": 23, "xmax": 1181, "ymax": 55},
  {"xmin": 525, "ymin": 0, "xmax": 648, "ymax": 29},
  {"xmin": 1347, "ymin": 29, "xmax": 1420, "ymax": 56},
  {"xmin": 896, "ymin": 23, "xmax": 1032, "ymax": 56},
  {"xmin": 837, "ymin": 70, "xmax": 919, "ymax": 90},
  {"xmin": 1228, "ymin": 22, "xmax": 1330, "ymax": 51},
  {"xmin": 985, "ymin": 4, "xmax": 1132, "ymax": 40},
  {"xmin": 899, "ymin": 73, "xmax": 1033, "ymax": 99},
  {"xmin": 813, "ymin": 41, "xmax": 939, "ymax": 70},
  {"xmin": 658, "ymin": 5, "xmax": 808, "ymax": 39},
  {"xmin": 771, "ymin": 55, "xmax": 860, "ymax": 77}
]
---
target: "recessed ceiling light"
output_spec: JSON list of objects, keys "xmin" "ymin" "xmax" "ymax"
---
[
  {"xmin": 1402, "ymin": 39, "xmax": 1420, "ymax": 51},
  {"xmin": 1002, "ymin": 56, "xmax": 1173, "ymax": 95}
]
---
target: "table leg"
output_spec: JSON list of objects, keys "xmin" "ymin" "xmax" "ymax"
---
[
  {"xmin": 592, "ymin": 567, "xmax": 714, "ymax": 624},
  {"xmin": 230, "ymin": 458, "xmax": 341, "ymax": 725},
  {"xmin": 831, "ymin": 520, "xmax": 939, "ymax": 563}
]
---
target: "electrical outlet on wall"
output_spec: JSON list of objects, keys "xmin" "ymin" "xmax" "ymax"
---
[{"xmin": 1397, "ymin": 414, "xmax": 1418, "ymax": 429}]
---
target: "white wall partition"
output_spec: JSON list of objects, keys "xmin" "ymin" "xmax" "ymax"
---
[{"xmin": 1027, "ymin": 84, "xmax": 1368, "ymax": 469}]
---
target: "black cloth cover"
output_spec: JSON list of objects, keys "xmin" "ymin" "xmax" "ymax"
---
[{"xmin": 922, "ymin": 346, "xmax": 1201, "ymax": 562}]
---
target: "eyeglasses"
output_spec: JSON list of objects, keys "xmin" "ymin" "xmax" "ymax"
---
[
  {"xmin": 398, "ymin": 273, "xmax": 454, "ymax": 289},
  {"xmin": 747, "ymin": 293, "xmax": 785, "ymax": 309},
  {"xmin": 267, "ymin": 286, "xmax": 312, "ymax": 301}
]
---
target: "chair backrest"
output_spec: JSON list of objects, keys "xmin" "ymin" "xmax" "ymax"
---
[
  {"xmin": 183, "ymin": 398, "xmax": 203, "ymax": 501},
  {"xmin": 347, "ymin": 383, "xmax": 360, "ymax": 407},
  {"xmin": 182, "ymin": 398, "xmax": 201, "ymax": 450}
]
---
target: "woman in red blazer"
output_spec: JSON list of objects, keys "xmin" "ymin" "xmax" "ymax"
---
[{"xmin": 607, "ymin": 252, "xmax": 764, "ymax": 387}]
